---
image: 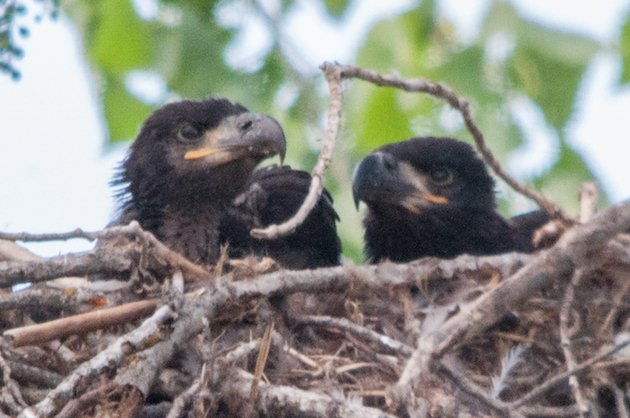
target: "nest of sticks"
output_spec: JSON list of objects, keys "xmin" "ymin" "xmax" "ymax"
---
[{"xmin": 1, "ymin": 198, "xmax": 630, "ymax": 418}]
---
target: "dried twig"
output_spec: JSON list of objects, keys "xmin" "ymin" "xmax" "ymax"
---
[
  {"xmin": 250, "ymin": 63, "xmax": 344, "ymax": 239},
  {"xmin": 510, "ymin": 335, "xmax": 630, "ymax": 409},
  {"xmin": 19, "ymin": 304, "xmax": 175, "ymax": 417},
  {"xmin": 0, "ymin": 280, "xmax": 127, "ymax": 312},
  {"xmin": 0, "ymin": 222, "xmax": 210, "ymax": 287},
  {"xmin": 332, "ymin": 63, "xmax": 573, "ymax": 224},
  {"xmin": 0, "ymin": 348, "xmax": 27, "ymax": 411},
  {"xmin": 0, "ymin": 249, "xmax": 134, "ymax": 288},
  {"xmin": 0, "ymin": 228, "xmax": 104, "ymax": 242},
  {"xmin": 250, "ymin": 322, "xmax": 275, "ymax": 403},
  {"xmin": 295, "ymin": 314, "xmax": 413, "ymax": 356},
  {"xmin": 559, "ymin": 269, "xmax": 589, "ymax": 416},
  {"xmin": 224, "ymin": 368, "xmax": 398, "ymax": 418},
  {"xmin": 0, "ymin": 240, "xmax": 41, "ymax": 262},
  {"xmin": 166, "ymin": 364, "xmax": 210, "ymax": 418},
  {"xmin": 4, "ymin": 359, "xmax": 63, "ymax": 389},
  {"xmin": 439, "ymin": 358, "xmax": 513, "ymax": 416},
  {"xmin": 579, "ymin": 182, "xmax": 600, "ymax": 224},
  {"xmin": 3, "ymin": 298, "xmax": 158, "ymax": 347}
]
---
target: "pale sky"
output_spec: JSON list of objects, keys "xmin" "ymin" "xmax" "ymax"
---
[{"xmin": 0, "ymin": 0, "xmax": 629, "ymax": 256}]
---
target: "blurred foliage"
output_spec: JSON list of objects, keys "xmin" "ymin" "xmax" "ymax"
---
[
  {"xmin": 622, "ymin": 10, "xmax": 630, "ymax": 84},
  {"xmin": 5, "ymin": 0, "xmax": 629, "ymax": 261},
  {"xmin": 0, "ymin": 0, "xmax": 59, "ymax": 79}
]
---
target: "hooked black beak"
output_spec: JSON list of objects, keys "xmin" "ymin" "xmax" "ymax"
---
[
  {"xmin": 352, "ymin": 151, "xmax": 401, "ymax": 210},
  {"xmin": 184, "ymin": 112, "xmax": 286, "ymax": 165}
]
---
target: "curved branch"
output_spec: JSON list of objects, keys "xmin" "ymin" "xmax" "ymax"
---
[
  {"xmin": 334, "ymin": 63, "xmax": 572, "ymax": 224},
  {"xmin": 250, "ymin": 62, "xmax": 344, "ymax": 239}
]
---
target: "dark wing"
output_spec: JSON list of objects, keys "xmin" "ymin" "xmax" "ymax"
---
[
  {"xmin": 221, "ymin": 165, "xmax": 341, "ymax": 269},
  {"xmin": 509, "ymin": 210, "xmax": 550, "ymax": 252}
]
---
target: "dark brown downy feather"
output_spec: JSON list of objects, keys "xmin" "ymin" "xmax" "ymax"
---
[{"xmin": 221, "ymin": 165, "xmax": 341, "ymax": 269}]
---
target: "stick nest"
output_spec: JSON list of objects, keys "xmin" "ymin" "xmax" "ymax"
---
[{"xmin": 1, "ymin": 205, "xmax": 630, "ymax": 417}]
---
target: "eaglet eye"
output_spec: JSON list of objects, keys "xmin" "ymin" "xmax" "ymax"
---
[
  {"xmin": 430, "ymin": 167, "xmax": 454, "ymax": 186},
  {"xmin": 178, "ymin": 124, "xmax": 201, "ymax": 141}
]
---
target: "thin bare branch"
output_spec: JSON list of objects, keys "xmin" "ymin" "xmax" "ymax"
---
[
  {"xmin": 251, "ymin": 63, "xmax": 344, "ymax": 239},
  {"xmin": 223, "ymin": 368, "xmax": 398, "ymax": 418},
  {"xmin": 19, "ymin": 304, "xmax": 175, "ymax": 417},
  {"xmin": 0, "ymin": 249, "xmax": 134, "ymax": 288},
  {"xmin": 579, "ymin": 182, "xmax": 600, "ymax": 223},
  {"xmin": 333, "ymin": 63, "xmax": 573, "ymax": 224},
  {"xmin": 0, "ymin": 228, "xmax": 103, "ymax": 242},
  {"xmin": 559, "ymin": 269, "xmax": 589, "ymax": 416},
  {"xmin": 250, "ymin": 322, "xmax": 274, "ymax": 403},
  {"xmin": 3, "ymin": 298, "xmax": 159, "ymax": 347},
  {"xmin": 511, "ymin": 335, "xmax": 630, "ymax": 409},
  {"xmin": 295, "ymin": 314, "xmax": 413, "ymax": 356},
  {"xmin": 0, "ymin": 222, "xmax": 211, "ymax": 286}
]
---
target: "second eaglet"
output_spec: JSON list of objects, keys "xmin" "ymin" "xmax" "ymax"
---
[{"xmin": 352, "ymin": 137, "xmax": 548, "ymax": 263}]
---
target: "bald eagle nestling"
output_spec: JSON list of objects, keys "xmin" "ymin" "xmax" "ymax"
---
[
  {"xmin": 221, "ymin": 165, "xmax": 341, "ymax": 269},
  {"xmin": 113, "ymin": 98, "xmax": 286, "ymax": 264},
  {"xmin": 352, "ymin": 137, "xmax": 548, "ymax": 263},
  {"xmin": 113, "ymin": 98, "xmax": 341, "ymax": 268}
]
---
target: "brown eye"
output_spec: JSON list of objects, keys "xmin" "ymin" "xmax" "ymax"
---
[
  {"xmin": 178, "ymin": 124, "xmax": 201, "ymax": 141},
  {"xmin": 430, "ymin": 168, "xmax": 454, "ymax": 185}
]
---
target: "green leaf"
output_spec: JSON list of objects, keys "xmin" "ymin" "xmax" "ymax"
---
[
  {"xmin": 482, "ymin": 1, "xmax": 599, "ymax": 130},
  {"xmin": 90, "ymin": 0, "xmax": 152, "ymax": 73},
  {"xmin": 432, "ymin": 46, "xmax": 500, "ymax": 105},
  {"xmin": 480, "ymin": 1, "xmax": 521, "ymax": 41},
  {"xmin": 353, "ymin": 88, "xmax": 415, "ymax": 155},
  {"xmin": 322, "ymin": 0, "xmax": 350, "ymax": 19},
  {"xmin": 356, "ymin": 2, "xmax": 435, "ymax": 73},
  {"xmin": 621, "ymin": 12, "xmax": 630, "ymax": 84},
  {"xmin": 533, "ymin": 144, "xmax": 594, "ymax": 216},
  {"xmin": 508, "ymin": 44, "xmax": 586, "ymax": 130},
  {"xmin": 102, "ymin": 75, "xmax": 153, "ymax": 142},
  {"xmin": 158, "ymin": 9, "xmax": 234, "ymax": 98},
  {"xmin": 160, "ymin": 0, "xmax": 220, "ymax": 20}
]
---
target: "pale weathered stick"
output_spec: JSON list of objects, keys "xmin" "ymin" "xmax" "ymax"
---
[
  {"xmin": 558, "ymin": 269, "xmax": 589, "ymax": 416},
  {"xmin": 0, "ymin": 239, "xmax": 41, "ymax": 262},
  {"xmin": 295, "ymin": 314, "xmax": 413, "ymax": 356},
  {"xmin": 579, "ymin": 181, "xmax": 599, "ymax": 224},
  {"xmin": 224, "ymin": 368, "xmax": 398, "ymax": 418},
  {"xmin": 19, "ymin": 303, "xmax": 175, "ymax": 418},
  {"xmin": 251, "ymin": 62, "xmax": 344, "ymax": 239},
  {"xmin": 0, "ymin": 222, "xmax": 211, "ymax": 285},
  {"xmin": 4, "ymin": 298, "xmax": 159, "ymax": 347}
]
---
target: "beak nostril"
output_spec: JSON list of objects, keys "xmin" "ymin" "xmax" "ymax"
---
[
  {"xmin": 240, "ymin": 120, "xmax": 253, "ymax": 131},
  {"xmin": 380, "ymin": 153, "xmax": 397, "ymax": 172}
]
